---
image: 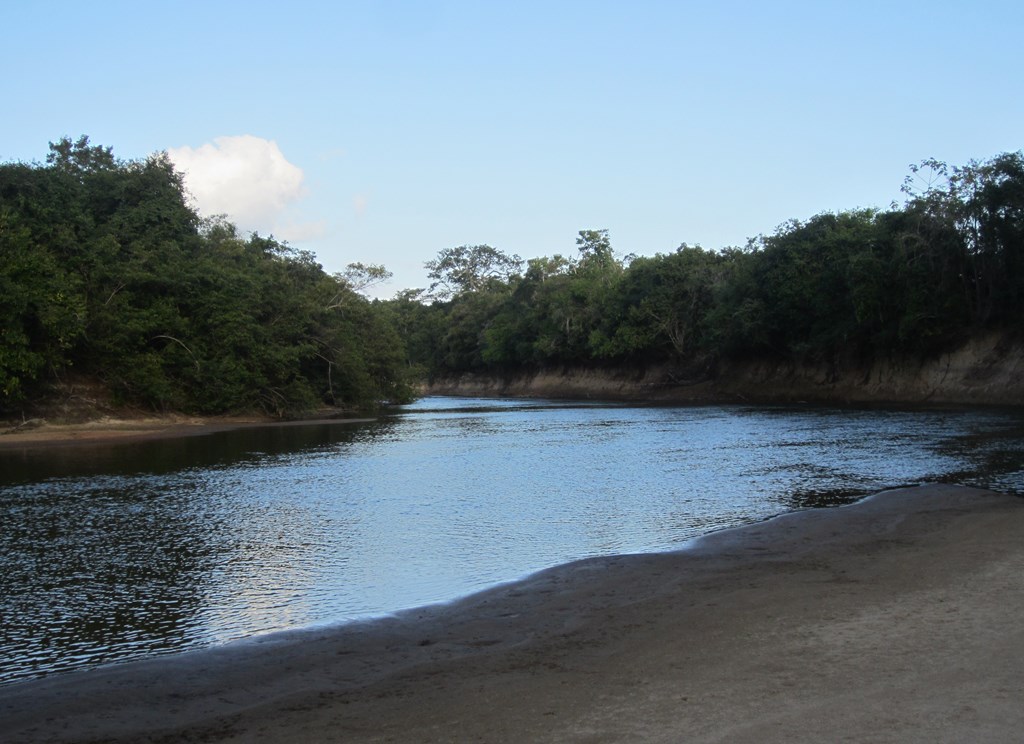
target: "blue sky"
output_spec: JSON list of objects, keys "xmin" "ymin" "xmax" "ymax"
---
[{"xmin": 4, "ymin": 1, "xmax": 1022, "ymax": 296}]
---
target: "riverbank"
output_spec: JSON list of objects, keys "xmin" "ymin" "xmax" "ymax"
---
[
  {"xmin": 0, "ymin": 412, "xmax": 378, "ymax": 450},
  {"xmin": 1, "ymin": 484, "xmax": 1021, "ymax": 743},
  {"xmin": 426, "ymin": 331, "xmax": 1024, "ymax": 406}
]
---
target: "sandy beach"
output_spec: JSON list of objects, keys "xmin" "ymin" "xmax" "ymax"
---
[
  {"xmin": 0, "ymin": 483, "xmax": 1021, "ymax": 742},
  {"xmin": 0, "ymin": 413, "xmax": 378, "ymax": 450}
]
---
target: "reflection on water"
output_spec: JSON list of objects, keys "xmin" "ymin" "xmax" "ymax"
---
[{"xmin": 1, "ymin": 398, "xmax": 1023, "ymax": 684}]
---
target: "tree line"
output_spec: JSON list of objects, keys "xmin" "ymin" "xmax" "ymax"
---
[
  {"xmin": 0, "ymin": 137, "xmax": 415, "ymax": 415},
  {"xmin": 392, "ymin": 151, "xmax": 1024, "ymax": 379},
  {"xmin": 3, "ymin": 139, "xmax": 1021, "ymax": 416}
]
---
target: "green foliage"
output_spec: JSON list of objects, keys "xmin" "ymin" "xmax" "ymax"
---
[
  {"xmin": 0, "ymin": 138, "xmax": 414, "ymax": 415},
  {"xmin": 902, "ymin": 152, "xmax": 1024, "ymax": 328},
  {"xmin": 11, "ymin": 138, "xmax": 1016, "ymax": 409},
  {"xmin": 405, "ymin": 151, "xmax": 1024, "ymax": 379},
  {"xmin": 602, "ymin": 245, "xmax": 723, "ymax": 360},
  {"xmin": 425, "ymin": 244, "xmax": 523, "ymax": 299},
  {"xmin": 732, "ymin": 210, "xmax": 891, "ymax": 359},
  {"xmin": 575, "ymin": 229, "xmax": 615, "ymax": 274},
  {"xmin": 335, "ymin": 262, "xmax": 393, "ymax": 295}
]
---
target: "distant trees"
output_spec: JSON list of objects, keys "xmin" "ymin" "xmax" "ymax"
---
[
  {"xmin": 397, "ymin": 151, "xmax": 1024, "ymax": 380},
  {"xmin": 606, "ymin": 245, "xmax": 723, "ymax": 359},
  {"xmin": 0, "ymin": 137, "xmax": 415, "ymax": 415},
  {"xmin": 425, "ymin": 244, "xmax": 523, "ymax": 299},
  {"xmin": 6, "ymin": 139, "xmax": 1021, "ymax": 412},
  {"xmin": 901, "ymin": 153, "xmax": 1024, "ymax": 328}
]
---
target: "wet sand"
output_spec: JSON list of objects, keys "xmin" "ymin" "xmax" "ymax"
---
[
  {"xmin": 0, "ymin": 414, "xmax": 376, "ymax": 450},
  {"xmin": 1, "ymin": 484, "xmax": 1022, "ymax": 743}
]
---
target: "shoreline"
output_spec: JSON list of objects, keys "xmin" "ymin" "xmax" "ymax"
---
[
  {"xmin": 0, "ymin": 412, "xmax": 379, "ymax": 450},
  {"xmin": 3, "ymin": 394, "xmax": 1019, "ymax": 452},
  {"xmin": 422, "ymin": 332, "xmax": 1024, "ymax": 408},
  {"xmin": 1, "ymin": 484, "xmax": 1022, "ymax": 742}
]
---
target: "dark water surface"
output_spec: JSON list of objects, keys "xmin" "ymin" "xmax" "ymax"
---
[{"xmin": 2, "ymin": 397, "xmax": 1023, "ymax": 684}]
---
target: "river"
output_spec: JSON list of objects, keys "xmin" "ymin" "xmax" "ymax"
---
[{"xmin": 1, "ymin": 396, "xmax": 1023, "ymax": 684}]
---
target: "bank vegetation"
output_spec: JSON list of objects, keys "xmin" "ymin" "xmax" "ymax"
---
[
  {"xmin": 3, "ymin": 139, "xmax": 1022, "ymax": 417},
  {"xmin": 393, "ymin": 151, "xmax": 1024, "ymax": 404},
  {"xmin": 1, "ymin": 137, "xmax": 415, "ymax": 417}
]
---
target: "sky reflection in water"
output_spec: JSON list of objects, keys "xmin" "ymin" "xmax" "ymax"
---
[{"xmin": 1, "ymin": 397, "xmax": 1023, "ymax": 684}]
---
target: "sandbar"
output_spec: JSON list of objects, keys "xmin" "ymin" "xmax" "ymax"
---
[
  {"xmin": 1, "ymin": 484, "xmax": 1022, "ymax": 742},
  {"xmin": 0, "ymin": 413, "xmax": 377, "ymax": 450}
]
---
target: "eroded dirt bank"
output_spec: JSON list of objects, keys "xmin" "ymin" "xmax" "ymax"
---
[{"xmin": 427, "ymin": 332, "xmax": 1024, "ymax": 406}]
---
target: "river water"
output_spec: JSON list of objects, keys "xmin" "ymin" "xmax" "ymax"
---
[{"xmin": 2, "ymin": 397, "xmax": 1023, "ymax": 684}]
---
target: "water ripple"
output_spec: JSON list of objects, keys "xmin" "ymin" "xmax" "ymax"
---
[{"xmin": 1, "ymin": 398, "xmax": 1023, "ymax": 684}]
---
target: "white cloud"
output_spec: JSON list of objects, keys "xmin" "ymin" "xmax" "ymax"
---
[{"xmin": 168, "ymin": 135, "xmax": 322, "ymax": 242}]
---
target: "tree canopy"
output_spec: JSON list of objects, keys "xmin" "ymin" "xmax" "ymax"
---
[
  {"xmin": 4, "ymin": 140, "xmax": 1021, "ymax": 414},
  {"xmin": 0, "ymin": 137, "xmax": 415, "ymax": 415},
  {"xmin": 394, "ymin": 151, "xmax": 1024, "ymax": 380}
]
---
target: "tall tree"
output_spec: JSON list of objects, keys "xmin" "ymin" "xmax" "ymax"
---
[
  {"xmin": 0, "ymin": 138, "xmax": 415, "ymax": 415},
  {"xmin": 425, "ymin": 244, "xmax": 523, "ymax": 299}
]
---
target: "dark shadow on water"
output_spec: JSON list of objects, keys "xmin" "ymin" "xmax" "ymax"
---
[
  {"xmin": 0, "ymin": 419, "xmax": 395, "ymax": 486},
  {"xmin": 781, "ymin": 483, "xmax": 937, "ymax": 510},
  {"xmin": 783, "ymin": 487, "xmax": 875, "ymax": 509},
  {"xmin": 930, "ymin": 422, "xmax": 1024, "ymax": 496}
]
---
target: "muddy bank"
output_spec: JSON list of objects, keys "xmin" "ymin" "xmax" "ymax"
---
[{"xmin": 427, "ymin": 332, "xmax": 1024, "ymax": 406}]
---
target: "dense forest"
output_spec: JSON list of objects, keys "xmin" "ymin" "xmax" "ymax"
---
[
  {"xmin": 396, "ymin": 151, "xmax": 1024, "ymax": 381},
  {"xmin": 0, "ymin": 137, "xmax": 415, "ymax": 416},
  {"xmin": 2, "ymin": 138, "xmax": 1022, "ymax": 417}
]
